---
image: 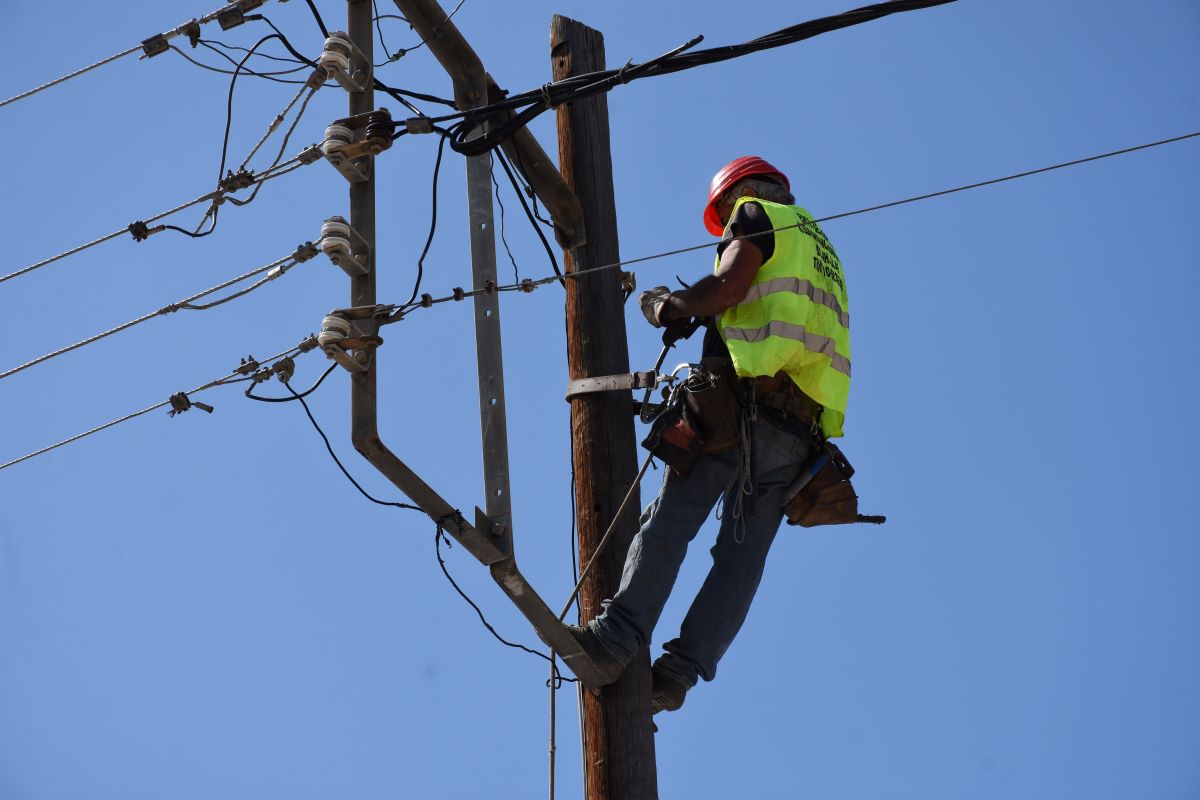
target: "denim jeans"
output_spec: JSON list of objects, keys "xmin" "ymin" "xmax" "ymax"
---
[{"xmin": 588, "ymin": 413, "xmax": 812, "ymax": 688}]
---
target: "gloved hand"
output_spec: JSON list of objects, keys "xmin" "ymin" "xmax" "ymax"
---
[{"xmin": 638, "ymin": 286, "xmax": 672, "ymax": 328}]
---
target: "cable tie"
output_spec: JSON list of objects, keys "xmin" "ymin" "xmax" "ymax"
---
[
  {"xmin": 615, "ymin": 59, "xmax": 635, "ymax": 85},
  {"xmin": 420, "ymin": 293, "xmax": 433, "ymax": 308},
  {"xmin": 452, "ymin": 287, "xmax": 465, "ymax": 301},
  {"xmin": 158, "ymin": 303, "xmax": 183, "ymax": 315},
  {"xmin": 293, "ymin": 241, "xmax": 320, "ymax": 263},
  {"xmin": 167, "ymin": 392, "xmax": 213, "ymax": 417},
  {"xmin": 235, "ymin": 355, "xmax": 260, "ymax": 376}
]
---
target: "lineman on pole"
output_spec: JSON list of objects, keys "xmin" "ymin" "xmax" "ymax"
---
[{"xmin": 568, "ymin": 156, "xmax": 858, "ymax": 715}]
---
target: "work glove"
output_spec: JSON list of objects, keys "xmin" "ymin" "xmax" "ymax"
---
[{"xmin": 638, "ymin": 286, "xmax": 672, "ymax": 328}]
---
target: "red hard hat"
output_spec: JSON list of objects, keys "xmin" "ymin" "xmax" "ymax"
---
[{"xmin": 703, "ymin": 156, "xmax": 790, "ymax": 236}]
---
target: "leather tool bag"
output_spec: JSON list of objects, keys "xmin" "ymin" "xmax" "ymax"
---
[
  {"xmin": 783, "ymin": 442, "xmax": 864, "ymax": 527},
  {"xmin": 641, "ymin": 400, "xmax": 703, "ymax": 476},
  {"xmin": 684, "ymin": 358, "xmax": 742, "ymax": 454}
]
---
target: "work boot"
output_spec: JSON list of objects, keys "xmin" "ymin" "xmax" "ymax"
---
[
  {"xmin": 650, "ymin": 662, "xmax": 689, "ymax": 714},
  {"xmin": 564, "ymin": 624, "xmax": 625, "ymax": 686}
]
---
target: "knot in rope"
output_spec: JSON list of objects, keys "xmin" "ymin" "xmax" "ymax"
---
[{"xmin": 167, "ymin": 391, "xmax": 213, "ymax": 417}]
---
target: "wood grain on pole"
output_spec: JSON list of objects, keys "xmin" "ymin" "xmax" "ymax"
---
[{"xmin": 552, "ymin": 14, "xmax": 659, "ymax": 800}]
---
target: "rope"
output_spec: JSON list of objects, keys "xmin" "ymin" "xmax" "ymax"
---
[
  {"xmin": 0, "ymin": 45, "xmax": 141, "ymax": 109},
  {"xmin": 0, "ymin": 250, "xmax": 304, "ymax": 383},
  {"xmin": 0, "ymin": 341, "xmax": 311, "ymax": 472},
  {"xmin": 557, "ymin": 447, "xmax": 659, "ymax": 622}
]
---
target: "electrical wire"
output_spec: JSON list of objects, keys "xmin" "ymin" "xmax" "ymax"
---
[
  {"xmin": 0, "ymin": 46, "xmax": 142, "ymax": 109},
  {"xmin": 171, "ymin": 43, "xmax": 312, "ymax": 83},
  {"xmin": 378, "ymin": 128, "xmax": 1200, "ymax": 323},
  {"xmin": 245, "ymin": 363, "xmax": 337, "ymax": 402},
  {"xmin": 0, "ymin": 342, "xmax": 311, "ymax": 472},
  {"xmin": 1, "ymin": 157, "xmax": 312, "ymax": 287},
  {"xmin": 284, "ymin": 379, "xmax": 423, "ymax": 512},
  {"xmin": 0, "ymin": 0, "xmax": 286, "ymax": 109},
  {"xmin": 490, "ymin": 155, "xmax": 521, "ymax": 284},
  {"xmin": 0, "ymin": 250, "xmax": 307, "ymax": 383},
  {"xmin": 429, "ymin": 0, "xmax": 955, "ymax": 157},
  {"xmin": 493, "ymin": 148, "xmax": 562, "ymax": 282},
  {"xmin": 434, "ymin": 523, "xmax": 575, "ymax": 684},
  {"xmin": 405, "ymin": 133, "xmax": 449, "ymax": 307}
]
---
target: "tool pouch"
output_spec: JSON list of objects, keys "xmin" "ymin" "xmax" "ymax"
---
[
  {"xmin": 783, "ymin": 442, "xmax": 862, "ymax": 527},
  {"xmin": 684, "ymin": 358, "xmax": 742, "ymax": 454},
  {"xmin": 641, "ymin": 402, "xmax": 702, "ymax": 476}
]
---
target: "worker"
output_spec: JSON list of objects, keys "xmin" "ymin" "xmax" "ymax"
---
[{"xmin": 567, "ymin": 156, "xmax": 852, "ymax": 716}]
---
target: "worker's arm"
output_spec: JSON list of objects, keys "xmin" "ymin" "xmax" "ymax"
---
[{"xmin": 657, "ymin": 238, "xmax": 763, "ymax": 323}]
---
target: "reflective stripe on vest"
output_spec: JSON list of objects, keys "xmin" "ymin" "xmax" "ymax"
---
[
  {"xmin": 722, "ymin": 321, "xmax": 852, "ymax": 376},
  {"xmin": 716, "ymin": 197, "xmax": 851, "ymax": 438},
  {"xmin": 738, "ymin": 277, "xmax": 850, "ymax": 328}
]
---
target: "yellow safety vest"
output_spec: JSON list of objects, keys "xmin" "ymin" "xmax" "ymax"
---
[{"xmin": 716, "ymin": 197, "xmax": 851, "ymax": 438}]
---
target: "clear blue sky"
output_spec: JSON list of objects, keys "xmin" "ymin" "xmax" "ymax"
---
[{"xmin": 2, "ymin": 1, "xmax": 1198, "ymax": 798}]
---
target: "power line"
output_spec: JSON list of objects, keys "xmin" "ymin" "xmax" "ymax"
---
[
  {"xmin": 0, "ymin": 340, "xmax": 316, "ymax": 472},
  {"xmin": 0, "ymin": 0, "xmax": 283, "ymax": 109},
  {"xmin": 0, "ymin": 45, "xmax": 142, "ymax": 109},
  {"xmin": 1, "ymin": 147, "xmax": 318, "ymax": 287},
  {"xmin": 378, "ymin": 127, "xmax": 1200, "ymax": 323},
  {"xmin": 0, "ymin": 245, "xmax": 317, "ymax": 383},
  {"xmin": 432, "ymin": 0, "xmax": 957, "ymax": 157}
]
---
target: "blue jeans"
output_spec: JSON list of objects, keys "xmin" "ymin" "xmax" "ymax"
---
[{"xmin": 588, "ymin": 413, "xmax": 812, "ymax": 688}]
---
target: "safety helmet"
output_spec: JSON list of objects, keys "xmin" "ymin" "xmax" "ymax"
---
[{"xmin": 703, "ymin": 156, "xmax": 790, "ymax": 236}]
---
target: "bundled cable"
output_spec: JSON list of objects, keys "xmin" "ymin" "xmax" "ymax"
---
[{"xmin": 434, "ymin": 0, "xmax": 957, "ymax": 157}]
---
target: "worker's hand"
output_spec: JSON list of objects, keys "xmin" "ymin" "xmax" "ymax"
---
[
  {"xmin": 638, "ymin": 286, "xmax": 672, "ymax": 328},
  {"xmin": 662, "ymin": 317, "xmax": 698, "ymax": 347}
]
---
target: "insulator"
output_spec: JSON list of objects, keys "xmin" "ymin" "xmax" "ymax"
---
[
  {"xmin": 320, "ymin": 219, "xmax": 353, "ymax": 260},
  {"xmin": 319, "ymin": 34, "xmax": 352, "ymax": 76},
  {"xmin": 364, "ymin": 112, "xmax": 394, "ymax": 152},
  {"xmin": 318, "ymin": 315, "xmax": 352, "ymax": 349},
  {"xmin": 322, "ymin": 124, "xmax": 354, "ymax": 157}
]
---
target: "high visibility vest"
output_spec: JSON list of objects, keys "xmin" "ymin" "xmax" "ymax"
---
[{"xmin": 716, "ymin": 197, "xmax": 851, "ymax": 438}]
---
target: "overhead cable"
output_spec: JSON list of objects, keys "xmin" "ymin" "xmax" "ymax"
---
[
  {"xmin": 1, "ymin": 151, "xmax": 317, "ymax": 286},
  {"xmin": 0, "ymin": 338, "xmax": 317, "ymax": 472},
  {"xmin": 381, "ymin": 129, "xmax": 1200, "ymax": 323},
  {"xmin": 0, "ymin": 243, "xmax": 319, "ymax": 383},
  {"xmin": 0, "ymin": 0, "xmax": 277, "ymax": 109},
  {"xmin": 432, "ymin": 0, "xmax": 957, "ymax": 156}
]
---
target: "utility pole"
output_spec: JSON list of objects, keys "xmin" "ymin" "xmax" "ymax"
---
[
  {"xmin": 553, "ymin": 15, "xmax": 659, "ymax": 800},
  {"xmin": 347, "ymin": 0, "xmax": 377, "ymax": 455}
]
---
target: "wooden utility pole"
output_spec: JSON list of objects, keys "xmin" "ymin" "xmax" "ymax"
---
[{"xmin": 553, "ymin": 15, "xmax": 659, "ymax": 800}]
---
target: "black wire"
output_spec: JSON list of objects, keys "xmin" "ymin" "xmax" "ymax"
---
[
  {"xmin": 171, "ymin": 44, "xmax": 312, "ymax": 84},
  {"xmin": 304, "ymin": 0, "xmax": 331, "ymax": 39},
  {"xmin": 406, "ymin": 133, "xmax": 448, "ymax": 306},
  {"xmin": 285, "ymin": 379, "xmax": 422, "ymax": 512},
  {"xmin": 432, "ymin": 0, "xmax": 955, "ymax": 156},
  {"xmin": 434, "ymin": 523, "xmax": 576, "ymax": 685},
  {"xmin": 489, "ymin": 156, "xmax": 521, "ymax": 284},
  {"xmin": 245, "ymin": 363, "xmax": 337, "ymax": 402},
  {"xmin": 494, "ymin": 148, "xmax": 563, "ymax": 283},
  {"xmin": 200, "ymin": 37, "xmax": 309, "ymax": 66},
  {"xmin": 372, "ymin": 0, "xmax": 400, "ymax": 64}
]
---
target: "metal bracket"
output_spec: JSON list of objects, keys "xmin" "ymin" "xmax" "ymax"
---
[
  {"xmin": 320, "ymin": 31, "xmax": 372, "ymax": 93},
  {"xmin": 320, "ymin": 216, "xmax": 371, "ymax": 277},
  {"xmin": 322, "ymin": 123, "xmax": 371, "ymax": 184},
  {"xmin": 565, "ymin": 370, "xmax": 659, "ymax": 401}
]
